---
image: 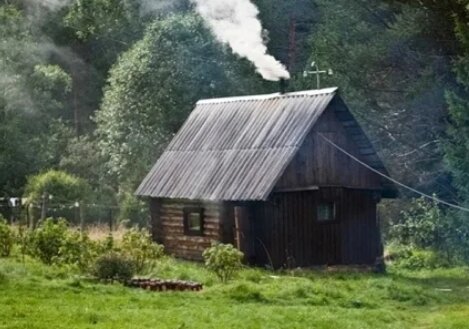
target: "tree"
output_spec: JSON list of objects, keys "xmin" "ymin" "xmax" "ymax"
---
[
  {"xmin": 445, "ymin": 7, "xmax": 469, "ymax": 205},
  {"xmin": 96, "ymin": 13, "xmax": 264, "ymax": 191},
  {"xmin": 0, "ymin": 5, "xmax": 73, "ymax": 196},
  {"xmin": 306, "ymin": 0, "xmax": 457, "ymax": 199},
  {"xmin": 24, "ymin": 170, "xmax": 90, "ymax": 205},
  {"xmin": 254, "ymin": 0, "xmax": 318, "ymax": 74}
]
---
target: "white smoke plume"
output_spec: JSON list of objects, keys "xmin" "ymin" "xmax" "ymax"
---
[{"xmin": 190, "ymin": 0, "xmax": 290, "ymax": 81}]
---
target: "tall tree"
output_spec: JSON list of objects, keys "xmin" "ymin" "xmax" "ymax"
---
[
  {"xmin": 96, "ymin": 13, "xmax": 265, "ymax": 191},
  {"xmin": 0, "ymin": 5, "xmax": 72, "ymax": 196},
  {"xmin": 445, "ymin": 3, "xmax": 469, "ymax": 205},
  {"xmin": 306, "ymin": 0, "xmax": 458, "ymax": 198}
]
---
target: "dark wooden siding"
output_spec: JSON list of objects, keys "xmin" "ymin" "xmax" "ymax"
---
[
  {"xmin": 275, "ymin": 105, "xmax": 382, "ymax": 191},
  {"xmin": 251, "ymin": 188, "xmax": 381, "ymax": 268},
  {"xmin": 150, "ymin": 199, "xmax": 223, "ymax": 260}
]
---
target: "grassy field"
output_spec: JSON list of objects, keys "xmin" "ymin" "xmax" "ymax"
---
[{"xmin": 1, "ymin": 256, "xmax": 469, "ymax": 329}]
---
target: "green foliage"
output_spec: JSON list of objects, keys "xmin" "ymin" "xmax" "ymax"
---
[
  {"xmin": 65, "ymin": 0, "xmax": 136, "ymax": 41},
  {"xmin": 118, "ymin": 193, "xmax": 148, "ymax": 227},
  {"xmin": 390, "ymin": 197, "xmax": 469, "ymax": 263},
  {"xmin": 307, "ymin": 0, "xmax": 452, "ymax": 198},
  {"xmin": 56, "ymin": 231, "xmax": 97, "ymax": 271},
  {"xmin": 391, "ymin": 197, "xmax": 443, "ymax": 248},
  {"xmin": 226, "ymin": 283, "xmax": 268, "ymax": 303},
  {"xmin": 0, "ymin": 216, "xmax": 14, "ymax": 257},
  {"xmin": 28, "ymin": 218, "xmax": 69, "ymax": 265},
  {"xmin": 96, "ymin": 13, "xmax": 263, "ymax": 189},
  {"xmin": 24, "ymin": 170, "xmax": 90, "ymax": 206},
  {"xmin": 19, "ymin": 218, "xmax": 107, "ymax": 271},
  {"xmin": 0, "ymin": 269, "xmax": 6, "ymax": 285},
  {"xmin": 92, "ymin": 251, "xmax": 135, "ymax": 281},
  {"xmin": 2, "ymin": 255, "xmax": 469, "ymax": 328},
  {"xmin": 120, "ymin": 228, "xmax": 164, "ymax": 273},
  {"xmin": 444, "ymin": 9, "xmax": 469, "ymax": 246},
  {"xmin": 203, "ymin": 243, "xmax": 244, "ymax": 283},
  {"xmin": 98, "ymin": 233, "xmax": 115, "ymax": 253},
  {"xmin": 0, "ymin": 5, "xmax": 75, "ymax": 196},
  {"xmin": 31, "ymin": 64, "xmax": 72, "ymax": 117},
  {"xmin": 387, "ymin": 245, "xmax": 449, "ymax": 270}
]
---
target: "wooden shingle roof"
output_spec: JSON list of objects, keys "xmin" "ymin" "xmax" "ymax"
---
[{"xmin": 136, "ymin": 88, "xmax": 397, "ymax": 201}]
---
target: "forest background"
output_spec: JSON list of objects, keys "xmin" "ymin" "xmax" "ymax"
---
[{"xmin": 1, "ymin": 0, "xmax": 469, "ymax": 260}]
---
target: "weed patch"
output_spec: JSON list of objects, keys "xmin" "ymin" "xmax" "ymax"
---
[{"xmin": 226, "ymin": 283, "xmax": 269, "ymax": 303}]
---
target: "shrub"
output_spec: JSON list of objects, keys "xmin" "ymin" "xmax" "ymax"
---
[
  {"xmin": 389, "ymin": 197, "xmax": 469, "ymax": 264},
  {"xmin": 0, "ymin": 217, "xmax": 14, "ymax": 257},
  {"xmin": 401, "ymin": 250, "xmax": 445, "ymax": 269},
  {"xmin": 96, "ymin": 233, "xmax": 115, "ymax": 254},
  {"xmin": 390, "ymin": 246, "xmax": 449, "ymax": 270},
  {"xmin": 390, "ymin": 197, "xmax": 442, "ymax": 249},
  {"xmin": 93, "ymin": 252, "xmax": 135, "ymax": 281},
  {"xmin": 23, "ymin": 170, "xmax": 90, "ymax": 224},
  {"xmin": 57, "ymin": 231, "xmax": 98, "ymax": 271},
  {"xmin": 121, "ymin": 228, "xmax": 164, "ymax": 273},
  {"xmin": 28, "ymin": 218, "xmax": 69, "ymax": 264},
  {"xmin": 203, "ymin": 242, "xmax": 243, "ymax": 283},
  {"xmin": 24, "ymin": 170, "xmax": 90, "ymax": 205}
]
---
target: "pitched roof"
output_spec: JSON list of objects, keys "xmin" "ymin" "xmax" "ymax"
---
[{"xmin": 136, "ymin": 88, "xmax": 397, "ymax": 201}]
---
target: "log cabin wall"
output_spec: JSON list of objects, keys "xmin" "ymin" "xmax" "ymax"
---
[
  {"xmin": 251, "ymin": 188, "xmax": 381, "ymax": 268},
  {"xmin": 150, "ymin": 198, "xmax": 224, "ymax": 260},
  {"xmin": 275, "ymin": 104, "xmax": 382, "ymax": 191}
]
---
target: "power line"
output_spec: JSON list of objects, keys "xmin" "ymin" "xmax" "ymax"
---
[{"xmin": 317, "ymin": 132, "xmax": 469, "ymax": 213}]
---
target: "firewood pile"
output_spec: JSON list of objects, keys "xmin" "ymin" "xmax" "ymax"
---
[{"xmin": 126, "ymin": 278, "xmax": 203, "ymax": 292}]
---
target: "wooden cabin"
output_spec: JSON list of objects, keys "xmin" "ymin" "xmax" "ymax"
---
[{"xmin": 136, "ymin": 88, "xmax": 397, "ymax": 268}]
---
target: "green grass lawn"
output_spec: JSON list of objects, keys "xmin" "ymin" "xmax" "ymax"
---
[{"xmin": 1, "ymin": 256, "xmax": 469, "ymax": 329}]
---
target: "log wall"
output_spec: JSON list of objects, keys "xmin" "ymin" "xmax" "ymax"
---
[{"xmin": 150, "ymin": 199, "xmax": 223, "ymax": 260}]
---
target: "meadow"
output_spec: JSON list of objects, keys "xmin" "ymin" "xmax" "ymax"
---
[{"xmin": 1, "ymin": 254, "xmax": 469, "ymax": 329}]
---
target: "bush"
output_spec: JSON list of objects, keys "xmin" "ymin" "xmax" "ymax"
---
[
  {"xmin": 93, "ymin": 252, "xmax": 135, "ymax": 282},
  {"xmin": 390, "ymin": 197, "xmax": 442, "ymax": 248},
  {"xmin": 0, "ymin": 217, "xmax": 14, "ymax": 257},
  {"xmin": 121, "ymin": 228, "xmax": 164, "ymax": 273},
  {"xmin": 387, "ymin": 245, "xmax": 449, "ymax": 269},
  {"xmin": 28, "ymin": 218, "xmax": 69, "ymax": 264},
  {"xmin": 24, "ymin": 170, "xmax": 90, "ymax": 205},
  {"xmin": 57, "ymin": 231, "xmax": 98, "ymax": 271},
  {"xmin": 390, "ymin": 197, "xmax": 469, "ymax": 264},
  {"xmin": 23, "ymin": 170, "xmax": 90, "ymax": 224},
  {"xmin": 203, "ymin": 243, "xmax": 244, "ymax": 283}
]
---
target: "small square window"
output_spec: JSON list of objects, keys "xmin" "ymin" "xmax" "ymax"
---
[
  {"xmin": 183, "ymin": 207, "xmax": 204, "ymax": 236},
  {"xmin": 317, "ymin": 202, "xmax": 336, "ymax": 222}
]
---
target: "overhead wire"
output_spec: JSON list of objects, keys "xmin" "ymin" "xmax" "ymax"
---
[{"xmin": 317, "ymin": 132, "xmax": 469, "ymax": 213}]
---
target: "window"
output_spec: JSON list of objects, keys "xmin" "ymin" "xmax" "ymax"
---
[
  {"xmin": 317, "ymin": 202, "xmax": 336, "ymax": 222},
  {"xmin": 183, "ymin": 207, "xmax": 204, "ymax": 236}
]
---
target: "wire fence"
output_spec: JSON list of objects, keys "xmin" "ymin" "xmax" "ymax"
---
[{"xmin": 0, "ymin": 201, "xmax": 120, "ymax": 230}]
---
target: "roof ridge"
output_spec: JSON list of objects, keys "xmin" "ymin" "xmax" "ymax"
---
[{"xmin": 197, "ymin": 87, "xmax": 338, "ymax": 105}]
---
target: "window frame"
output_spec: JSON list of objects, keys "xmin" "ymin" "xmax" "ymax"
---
[
  {"xmin": 316, "ymin": 201, "xmax": 337, "ymax": 223},
  {"xmin": 183, "ymin": 207, "xmax": 205, "ymax": 236}
]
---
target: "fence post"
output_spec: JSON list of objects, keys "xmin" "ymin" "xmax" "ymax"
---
[
  {"xmin": 79, "ymin": 203, "xmax": 85, "ymax": 232},
  {"xmin": 40, "ymin": 193, "xmax": 48, "ymax": 222},
  {"xmin": 108, "ymin": 208, "xmax": 113, "ymax": 232}
]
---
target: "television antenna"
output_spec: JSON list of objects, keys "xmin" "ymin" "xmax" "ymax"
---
[{"xmin": 303, "ymin": 61, "xmax": 333, "ymax": 89}]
